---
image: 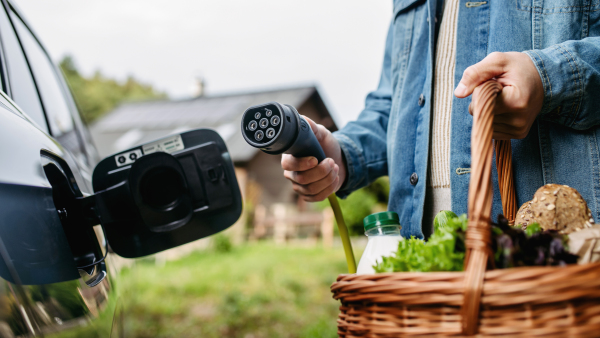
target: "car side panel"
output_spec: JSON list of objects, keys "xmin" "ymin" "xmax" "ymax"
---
[{"xmin": 0, "ymin": 94, "xmax": 118, "ymax": 336}]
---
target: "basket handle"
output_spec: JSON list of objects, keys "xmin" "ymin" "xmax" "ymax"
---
[
  {"xmin": 460, "ymin": 80, "xmax": 517, "ymax": 335},
  {"xmin": 495, "ymin": 140, "xmax": 517, "ymax": 224}
]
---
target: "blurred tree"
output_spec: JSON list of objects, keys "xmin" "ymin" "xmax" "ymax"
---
[
  {"xmin": 317, "ymin": 176, "xmax": 390, "ymax": 236},
  {"xmin": 59, "ymin": 55, "xmax": 168, "ymax": 124}
]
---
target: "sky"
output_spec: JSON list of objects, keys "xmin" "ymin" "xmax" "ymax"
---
[{"xmin": 15, "ymin": 0, "xmax": 392, "ymax": 127}]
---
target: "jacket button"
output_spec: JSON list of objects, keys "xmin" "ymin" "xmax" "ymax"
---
[
  {"xmin": 418, "ymin": 94, "xmax": 425, "ymax": 107},
  {"xmin": 410, "ymin": 172, "xmax": 418, "ymax": 185}
]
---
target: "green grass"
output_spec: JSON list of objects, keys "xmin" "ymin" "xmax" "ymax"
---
[{"xmin": 119, "ymin": 242, "xmax": 353, "ymax": 338}]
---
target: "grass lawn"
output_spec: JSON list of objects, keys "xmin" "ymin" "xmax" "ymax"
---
[{"xmin": 119, "ymin": 240, "xmax": 357, "ymax": 338}]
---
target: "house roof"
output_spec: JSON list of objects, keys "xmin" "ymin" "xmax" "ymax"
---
[{"xmin": 90, "ymin": 85, "xmax": 333, "ymax": 163}]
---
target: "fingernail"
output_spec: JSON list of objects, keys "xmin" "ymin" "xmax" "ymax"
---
[
  {"xmin": 309, "ymin": 157, "xmax": 317, "ymax": 166},
  {"xmin": 329, "ymin": 158, "xmax": 335, "ymax": 167},
  {"xmin": 454, "ymin": 83, "xmax": 467, "ymax": 97}
]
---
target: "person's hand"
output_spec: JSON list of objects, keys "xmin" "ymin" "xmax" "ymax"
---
[
  {"xmin": 454, "ymin": 52, "xmax": 544, "ymax": 140},
  {"xmin": 281, "ymin": 116, "xmax": 346, "ymax": 202}
]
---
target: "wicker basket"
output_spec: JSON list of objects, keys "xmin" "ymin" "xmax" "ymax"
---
[{"xmin": 331, "ymin": 81, "xmax": 600, "ymax": 337}]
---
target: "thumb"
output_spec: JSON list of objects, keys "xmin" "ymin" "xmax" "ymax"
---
[
  {"xmin": 302, "ymin": 115, "xmax": 322, "ymax": 140},
  {"xmin": 454, "ymin": 52, "xmax": 507, "ymax": 98}
]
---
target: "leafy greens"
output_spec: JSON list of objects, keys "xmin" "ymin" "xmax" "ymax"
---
[
  {"xmin": 373, "ymin": 212, "xmax": 578, "ymax": 273},
  {"xmin": 373, "ymin": 213, "xmax": 467, "ymax": 273}
]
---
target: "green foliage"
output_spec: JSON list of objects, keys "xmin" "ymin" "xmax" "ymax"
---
[
  {"xmin": 212, "ymin": 234, "xmax": 233, "ymax": 253},
  {"xmin": 59, "ymin": 55, "xmax": 167, "ymax": 124},
  {"xmin": 319, "ymin": 177, "xmax": 389, "ymax": 236},
  {"xmin": 337, "ymin": 188, "xmax": 378, "ymax": 236},
  {"xmin": 363, "ymin": 176, "xmax": 390, "ymax": 204},
  {"xmin": 374, "ymin": 214, "xmax": 468, "ymax": 273}
]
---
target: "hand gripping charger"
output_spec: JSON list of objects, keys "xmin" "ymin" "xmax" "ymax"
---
[{"xmin": 240, "ymin": 102, "xmax": 356, "ymax": 273}]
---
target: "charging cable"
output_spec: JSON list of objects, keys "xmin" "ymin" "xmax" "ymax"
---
[{"xmin": 327, "ymin": 194, "xmax": 356, "ymax": 274}]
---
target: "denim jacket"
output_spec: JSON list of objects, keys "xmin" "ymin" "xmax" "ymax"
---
[{"xmin": 333, "ymin": 0, "xmax": 600, "ymax": 239}]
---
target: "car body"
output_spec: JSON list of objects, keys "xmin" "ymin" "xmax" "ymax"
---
[{"xmin": 0, "ymin": 2, "xmax": 241, "ymax": 337}]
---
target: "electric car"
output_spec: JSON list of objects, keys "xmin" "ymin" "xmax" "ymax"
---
[{"xmin": 0, "ymin": 2, "xmax": 241, "ymax": 337}]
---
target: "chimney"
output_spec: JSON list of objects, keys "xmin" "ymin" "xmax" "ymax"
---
[{"xmin": 193, "ymin": 77, "xmax": 206, "ymax": 97}]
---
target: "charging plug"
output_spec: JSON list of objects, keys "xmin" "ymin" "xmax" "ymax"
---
[{"xmin": 241, "ymin": 102, "xmax": 326, "ymax": 162}]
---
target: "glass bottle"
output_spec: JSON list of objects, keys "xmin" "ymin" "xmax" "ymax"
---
[{"xmin": 356, "ymin": 211, "xmax": 403, "ymax": 274}]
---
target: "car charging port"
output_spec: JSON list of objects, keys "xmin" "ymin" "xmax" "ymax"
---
[{"xmin": 41, "ymin": 152, "xmax": 107, "ymax": 286}]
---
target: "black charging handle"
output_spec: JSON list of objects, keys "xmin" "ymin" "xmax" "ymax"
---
[{"xmin": 241, "ymin": 102, "xmax": 326, "ymax": 162}]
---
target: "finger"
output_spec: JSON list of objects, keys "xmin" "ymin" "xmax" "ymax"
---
[
  {"xmin": 281, "ymin": 154, "xmax": 318, "ymax": 171},
  {"xmin": 492, "ymin": 96, "xmax": 529, "ymax": 135},
  {"xmin": 492, "ymin": 122, "xmax": 527, "ymax": 140},
  {"xmin": 455, "ymin": 52, "xmax": 507, "ymax": 98},
  {"xmin": 301, "ymin": 115, "xmax": 328, "ymax": 143},
  {"xmin": 492, "ymin": 131, "xmax": 514, "ymax": 140},
  {"xmin": 492, "ymin": 113, "xmax": 527, "ymax": 130},
  {"xmin": 303, "ymin": 176, "xmax": 340, "ymax": 202},
  {"xmin": 283, "ymin": 158, "xmax": 335, "ymax": 185},
  {"xmin": 302, "ymin": 115, "xmax": 319, "ymax": 135},
  {"xmin": 292, "ymin": 164, "xmax": 339, "ymax": 196},
  {"xmin": 495, "ymin": 84, "xmax": 530, "ymax": 112}
]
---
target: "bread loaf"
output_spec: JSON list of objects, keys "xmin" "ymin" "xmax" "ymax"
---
[{"xmin": 516, "ymin": 184, "xmax": 594, "ymax": 234}]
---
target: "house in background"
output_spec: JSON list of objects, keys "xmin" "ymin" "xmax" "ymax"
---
[{"xmin": 90, "ymin": 85, "xmax": 338, "ymax": 242}]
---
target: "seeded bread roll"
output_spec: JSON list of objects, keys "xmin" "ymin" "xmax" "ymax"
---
[{"xmin": 516, "ymin": 184, "xmax": 594, "ymax": 234}]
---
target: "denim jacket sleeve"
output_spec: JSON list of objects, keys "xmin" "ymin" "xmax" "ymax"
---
[
  {"xmin": 332, "ymin": 22, "xmax": 393, "ymax": 199},
  {"xmin": 524, "ymin": 37, "xmax": 600, "ymax": 130}
]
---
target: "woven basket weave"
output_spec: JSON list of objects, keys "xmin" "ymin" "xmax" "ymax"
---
[{"xmin": 331, "ymin": 81, "xmax": 600, "ymax": 337}]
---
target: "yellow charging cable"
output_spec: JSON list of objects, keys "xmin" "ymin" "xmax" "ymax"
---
[{"xmin": 327, "ymin": 194, "xmax": 356, "ymax": 274}]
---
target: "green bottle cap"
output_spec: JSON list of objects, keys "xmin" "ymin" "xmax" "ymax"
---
[{"xmin": 363, "ymin": 211, "xmax": 400, "ymax": 231}]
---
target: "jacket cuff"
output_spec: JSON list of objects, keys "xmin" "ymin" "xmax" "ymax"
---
[
  {"xmin": 333, "ymin": 133, "xmax": 367, "ymax": 199},
  {"xmin": 524, "ymin": 47, "xmax": 584, "ymax": 128}
]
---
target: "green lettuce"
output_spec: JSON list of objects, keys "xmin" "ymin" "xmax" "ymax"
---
[{"xmin": 373, "ymin": 213, "xmax": 467, "ymax": 273}]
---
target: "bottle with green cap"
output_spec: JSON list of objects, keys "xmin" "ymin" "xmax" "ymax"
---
[{"xmin": 356, "ymin": 211, "xmax": 403, "ymax": 274}]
